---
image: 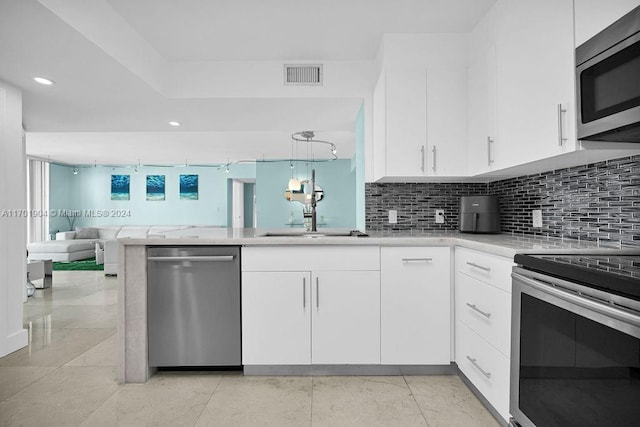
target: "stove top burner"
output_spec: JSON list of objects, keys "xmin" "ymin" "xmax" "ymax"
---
[{"xmin": 514, "ymin": 253, "xmax": 640, "ymax": 301}]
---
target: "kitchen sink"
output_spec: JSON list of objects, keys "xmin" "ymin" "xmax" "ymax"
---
[{"xmin": 259, "ymin": 230, "xmax": 368, "ymax": 238}]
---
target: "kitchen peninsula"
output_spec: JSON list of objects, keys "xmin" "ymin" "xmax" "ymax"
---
[{"xmin": 118, "ymin": 227, "xmax": 636, "ymax": 424}]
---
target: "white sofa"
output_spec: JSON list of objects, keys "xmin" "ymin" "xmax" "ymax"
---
[{"xmin": 27, "ymin": 225, "xmax": 199, "ymax": 275}]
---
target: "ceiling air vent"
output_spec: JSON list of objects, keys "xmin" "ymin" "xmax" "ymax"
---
[{"xmin": 284, "ymin": 64, "xmax": 323, "ymax": 86}]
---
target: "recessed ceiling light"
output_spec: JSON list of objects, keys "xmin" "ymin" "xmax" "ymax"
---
[
  {"xmin": 33, "ymin": 77, "xmax": 55, "ymax": 86},
  {"xmin": 168, "ymin": 121, "xmax": 181, "ymax": 127}
]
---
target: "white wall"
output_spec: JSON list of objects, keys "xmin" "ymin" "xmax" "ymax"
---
[{"xmin": 0, "ymin": 80, "xmax": 28, "ymax": 357}]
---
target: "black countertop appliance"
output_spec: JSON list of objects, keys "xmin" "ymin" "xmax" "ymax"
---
[{"xmin": 459, "ymin": 195, "xmax": 501, "ymax": 233}]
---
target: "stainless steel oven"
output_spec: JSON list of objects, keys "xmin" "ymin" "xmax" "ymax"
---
[
  {"xmin": 510, "ymin": 254, "xmax": 640, "ymax": 427},
  {"xmin": 576, "ymin": 5, "xmax": 640, "ymax": 142}
]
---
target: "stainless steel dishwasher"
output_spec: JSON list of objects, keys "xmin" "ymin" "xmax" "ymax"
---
[{"xmin": 147, "ymin": 246, "xmax": 241, "ymax": 367}]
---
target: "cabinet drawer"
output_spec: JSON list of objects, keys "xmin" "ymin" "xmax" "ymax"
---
[
  {"xmin": 456, "ymin": 321, "xmax": 510, "ymax": 422},
  {"xmin": 455, "ymin": 273, "xmax": 511, "ymax": 357},
  {"xmin": 455, "ymin": 247, "xmax": 513, "ymax": 292},
  {"xmin": 242, "ymin": 246, "xmax": 380, "ymax": 271}
]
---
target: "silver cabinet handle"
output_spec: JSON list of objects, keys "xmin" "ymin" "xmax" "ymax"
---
[
  {"xmin": 420, "ymin": 145, "xmax": 425, "ymax": 173},
  {"xmin": 466, "ymin": 261, "xmax": 491, "ymax": 272},
  {"xmin": 466, "ymin": 356, "xmax": 491, "ymax": 379},
  {"xmin": 557, "ymin": 104, "xmax": 567, "ymax": 146},
  {"xmin": 466, "ymin": 303, "xmax": 491, "ymax": 319},
  {"xmin": 303, "ymin": 277, "xmax": 306, "ymax": 309},
  {"xmin": 432, "ymin": 145, "xmax": 437, "ymax": 173},
  {"xmin": 147, "ymin": 255, "xmax": 234, "ymax": 262},
  {"xmin": 402, "ymin": 258, "xmax": 433, "ymax": 263},
  {"xmin": 315, "ymin": 277, "xmax": 319, "ymax": 309},
  {"xmin": 487, "ymin": 137, "xmax": 494, "ymax": 165}
]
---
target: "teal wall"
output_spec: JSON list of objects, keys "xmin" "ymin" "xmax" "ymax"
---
[
  {"xmin": 255, "ymin": 160, "xmax": 357, "ymax": 228},
  {"xmin": 49, "ymin": 159, "xmax": 358, "ymax": 231},
  {"xmin": 354, "ymin": 102, "xmax": 366, "ymax": 230},
  {"xmin": 49, "ymin": 163, "xmax": 256, "ymax": 230}
]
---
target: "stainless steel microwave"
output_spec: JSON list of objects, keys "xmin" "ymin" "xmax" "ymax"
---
[{"xmin": 576, "ymin": 5, "xmax": 640, "ymax": 143}]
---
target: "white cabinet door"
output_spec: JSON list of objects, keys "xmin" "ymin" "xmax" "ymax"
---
[
  {"xmin": 381, "ymin": 247, "xmax": 451, "ymax": 364},
  {"xmin": 495, "ymin": 0, "xmax": 576, "ymax": 168},
  {"xmin": 427, "ymin": 67, "xmax": 469, "ymax": 176},
  {"xmin": 311, "ymin": 270, "xmax": 381, "ymax": 364},
  {"xmin": 467, "ymin": 45, "xmax": 498, "ymax": 175},
  {"xmin": 385, "ymin": 67, "xmax": 428, "ymax": 177},
  {"xmin": 241, "ymin": 271, "xmax": 311, "ymax": 365},
  {"xmin": 372, "ymin": 71, "xmax": 388, "ymax": 181}
]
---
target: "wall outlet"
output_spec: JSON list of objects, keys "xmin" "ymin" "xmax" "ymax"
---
[
  {"xmin": 435, "ymin": 209, "xmax": 445, "ymax": 224},
  {"xmin": 388, "ymin": 210, "xmax": 398, "ymax": 224},
  {"xmin": 532, "ymin": 209, "xmax": 543, "ymax": 228}
]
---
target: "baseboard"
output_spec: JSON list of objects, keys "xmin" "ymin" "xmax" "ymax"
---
[
  {"xmin": 243, "ymin": 363, "xmax": 456, "ymax": 376},
  {"xmin": 2, "ymin": 328, "xmax": 28, "ymax": 357},
  {"xmin": 456, "ymin": 364, "xmax": 509, "ymax": 427}
]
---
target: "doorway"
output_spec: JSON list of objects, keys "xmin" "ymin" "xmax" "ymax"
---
[{"xmin": 230, "ymin": 178, "xmax": 256, "ymax": 228}]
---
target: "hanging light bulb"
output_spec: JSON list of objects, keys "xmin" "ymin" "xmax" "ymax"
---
[
  {"xmin": 73, "ymin": 166, "xmax": 78, "ymax": 175},
  {"xmin": 288, "ymin": 177, "xmax": 301, "ymax": 191},
  {"xmin": 225, "ymin": 164, "xmax": 230, "ymax": 173}
]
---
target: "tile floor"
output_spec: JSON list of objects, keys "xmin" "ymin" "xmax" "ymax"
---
[{"xmin": 0, "ymin": 271, "xmax": 500, "ymax": 426}]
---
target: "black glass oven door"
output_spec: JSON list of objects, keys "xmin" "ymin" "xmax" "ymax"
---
[{"xmin": 511, "ymin": 273, "xmax": 640, "ymax": 427}]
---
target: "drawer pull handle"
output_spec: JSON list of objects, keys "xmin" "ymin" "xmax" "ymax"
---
[
  {"xmin": 466, "ymin": 303, "xmax": 491, "ymax": 319},
  {"xmin": 303, "ymin": 277, "xmax": 306, "ymax": 309},
  {"xmin": 467, "ymin": 356, "xmax": 492, "ymax": 379},
  {"xmin": 402, "ymin": 258, "xmax": 433, "ymax": 263},
  {"xmin": 466, "ymin": 261, "xmax": 491, "ymax": 272}
]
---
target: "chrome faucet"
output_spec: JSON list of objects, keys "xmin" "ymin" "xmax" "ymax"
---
[
  {"xmin": 303, "ymin": 169, "xmax": 318, "ymax": 232},
  {"xmin": 310, "ymin": 169, "xmax": 317, "ymax": 232}
]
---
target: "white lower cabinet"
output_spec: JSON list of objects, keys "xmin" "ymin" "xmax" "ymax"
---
[
  {"xmin": 456, "ymin": 321, "xmax": 510, "ymax": 420},
  {"xmin": 311, "ymin": 270, "xmax": 380, "ymax": 364},
  {"xmin": 241, "ymin": 246, "xmax": 380, "ymax": 365},
  {"xmin": 381, "ymin": 246, "xmax": 451, "ymax": 364},
  {"xmin": 242, "ymin": 271, "xmax": 311, "ymax": 365},
  {"xmin": 454, "ymin": 247, "xmax": 514, "ymax": 423}
]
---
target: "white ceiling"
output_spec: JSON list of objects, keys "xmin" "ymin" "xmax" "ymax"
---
[{"xmin": 0, "ymin": 0, "xmax": 496, "ymax": 166}]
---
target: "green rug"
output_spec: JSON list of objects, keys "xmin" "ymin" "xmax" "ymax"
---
[{"xmin": 53, "ymin": 258, "xmax": 104, "ymax": 271}]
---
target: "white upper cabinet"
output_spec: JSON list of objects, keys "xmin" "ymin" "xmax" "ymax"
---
[
  {"xmin": 495, "ymin": 0, "xmax": 577, "ymax": 168},
  {"xmin": 467, "ymin": 45, "xmax": 498, "ymax": 175},
  {"xmin": 467, "ymin": 0, "xmax": 577, "ymax": 173},
  {"xmin": 575, "ymin": 0, "xmax": 640, "ymax": 46},
  {"xmin": 372, "ymin": 34, "xmax": 469, "ymax": 181}
]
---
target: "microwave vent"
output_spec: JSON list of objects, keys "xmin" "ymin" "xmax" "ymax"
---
[{"xmin": 284, "ymin": 64, "xmax": 323, "ymax": 86}]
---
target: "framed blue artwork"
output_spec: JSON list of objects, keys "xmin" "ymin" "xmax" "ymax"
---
[
  {"xmin": 180, "ymin": 174, "xmax": 198, "ymax": 200},
  {"xmin": 146, "ymin": 175, "xmax": 165, "ymax": 201},
  {"xmin": 111, "ymin": 175, "xmax": 130, "ymax": 200}
]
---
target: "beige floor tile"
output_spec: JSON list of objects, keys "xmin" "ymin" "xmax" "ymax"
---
[
  {"xmin": 24, "ymin": 304, "xmax": 117, "ymax": 330},
  {"xmin": 0, "ymin": 327, "xmax": 116, "ymax": 367},
  {"xmin": 405, "ymin": 375, "xmax": 500, "ymax": 427},
  {"xmin": 0, "ymin": 366, "xmax": 57, "ymax": 402},
  {"xmin": 65, "ymin": 333, "xmax": 118, "ymax": 367},
  {"xmin": 0, "ymin": 366, "xmax": 118, "ymax": 426},
  {"xmin": 311, "ymin": 376, "xmax": 427, "ymax": 427},
  {"xmin": 81, "ymin": 372, "xmax": 222, "ymax": 427},
  {"xmin": 195, "ymin": 376, "xmax": 312, "ymax": 427}
]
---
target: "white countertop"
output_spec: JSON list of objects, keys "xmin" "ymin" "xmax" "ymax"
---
[{"xmin": 117, "ymin": 227, "xmax": 639, "ymax": 259}]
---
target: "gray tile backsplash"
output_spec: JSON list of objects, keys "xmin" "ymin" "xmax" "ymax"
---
[{"xmin": 365, "ymin": 155, "xmax": 640, "ymax": 248}]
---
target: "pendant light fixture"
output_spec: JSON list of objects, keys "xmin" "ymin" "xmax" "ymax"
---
[{"xmin": 288, "ymin": 134, "xmax": 301, "ymax": 191}]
